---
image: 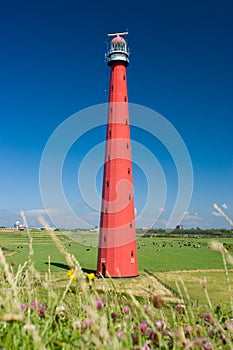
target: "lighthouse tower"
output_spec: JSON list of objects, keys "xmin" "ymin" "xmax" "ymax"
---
[{"xmin": 97, "ymin": 33, "xmax": 138, "ymax": 277}]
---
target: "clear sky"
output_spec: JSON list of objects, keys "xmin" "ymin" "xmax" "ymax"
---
[{"xmin": 0, "ymin": 0, "xmax": 232, "ymax": 229}]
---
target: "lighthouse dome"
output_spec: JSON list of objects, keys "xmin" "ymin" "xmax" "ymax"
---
[{"xmin": 111, "ymin": 36, "xmax": 126, "ymax": 43}]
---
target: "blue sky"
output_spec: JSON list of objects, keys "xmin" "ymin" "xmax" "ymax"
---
[{"xmin": 0, "ymin": 0, "xmax": 232, "ymax": 229}]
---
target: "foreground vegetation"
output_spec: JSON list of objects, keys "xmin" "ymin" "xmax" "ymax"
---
[{"xmin": 0, "ymin": 228, "xmax": 233, "ymax": 349}]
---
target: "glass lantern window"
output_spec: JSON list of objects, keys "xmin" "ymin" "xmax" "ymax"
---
[{"xmin": 112, "ymin": 42, "xmax": 126, "ymax": 51}]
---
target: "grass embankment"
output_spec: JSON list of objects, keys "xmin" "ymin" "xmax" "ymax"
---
[{"xmin": 0, "ymin": 230, "xmax": 233, "ymax": 349}]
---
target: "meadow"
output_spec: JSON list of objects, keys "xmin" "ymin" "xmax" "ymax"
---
[{"xmin": 0, "ymin": 229, "xmax": 233, "ymax": 349}]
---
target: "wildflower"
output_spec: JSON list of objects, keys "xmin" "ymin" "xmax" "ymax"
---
[
  {"xmin": 142, "ymin": 343, "xmax": 151, "ymax": 350},
  {"xmin": 204, "ymin": 312, "xmax": 212, "ymax": 323},
  {"xmin": 204, "ymin": 342, "xmax": 213, "ymax": 350},
  {"xmin": 196, "ymin": 324, "xmax": 203, "ymax": 335},
  {"xmin": 185, "ymin": 325, "xmax": 193, "ymax": 335},
  {"xmin": 123, "ymin": 305, "xmax": 130, "ymax": 315},
  {"xmin": 30, "ymin": 300, "xmax": 38, "ymax": 310},
  {"xmin": 192, "ymin": 337, "xmax": 202, "ymax": 347},
  {"xmin": 20, "ymin": 304, "xmax": 27, "ymax": 312},
  {"xmin": 139, "ymin": 321, "xmax": 148, "ymax": 335},
  {"xmin": 67, "ymin": 269, "xmax": 77, "ymax": 281},
  {"xmin": 116, "ymin": 331, "xmax": 125, "ymax": 339},
  {"xmin": 95, "ymin": 299, "xmax": 104, "ymax": 310},
  {"xmin": 86, "ymin": 273, "xmax": 95, "ymax": 281},
  {"xmin": 172, "ymin": 330, "xmax": 182, "ymax": 340},
  {"xmin": 182, "ymin": 338, "xmax": 190, "ymax": 347},
  {"xmin": 155, "ymin": 320, "xmax": 166, "ymax": 330},
  {"xmin": 82, "ymin": 317, "xmax": 93, "ymax": 328},
  {"xmin": 147, "ymin": 329, "xmax": 154, "ymax": 339},
  {"xmin": 38, "ymin": 305, "xmax": 46, "ymax": 318}
]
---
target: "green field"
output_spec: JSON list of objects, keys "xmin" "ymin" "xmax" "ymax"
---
[
  {"xmin": 1, "ymin": 230, "xmax": 233, "ymax": 349},
  {"xmin": 1, "ymin": 230, "xmax": 233, "ymax": 305},
  {"xmin": 2, "ymin": 230, "xmax": 233, "ymax": 272}
]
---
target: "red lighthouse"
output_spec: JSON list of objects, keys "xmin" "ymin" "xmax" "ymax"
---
[{"xmin": 97, "ymin": 33, "xmax": 138, "ymax": 277}]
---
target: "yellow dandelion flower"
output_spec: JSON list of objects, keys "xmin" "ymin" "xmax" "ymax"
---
[
  {"xmin": 67, "ymin": 269, "xmax": 77, "ymax": 281},
  {"xmin": 87, "ymin": 273, "xmax": 95, "ymax": 281}
]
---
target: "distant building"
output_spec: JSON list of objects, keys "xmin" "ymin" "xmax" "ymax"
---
[
  {"xmin": 14, "ymin": 221, "xmax": 26, "ymax": 231},
  {"xmin": 176, "ymin": 225, "xmax": 183, "ymax": 230}
]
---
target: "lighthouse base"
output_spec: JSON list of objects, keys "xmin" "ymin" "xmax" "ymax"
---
[{"xmin": 97, "ymin": 244, "xmax": 138, "ymax": 278}]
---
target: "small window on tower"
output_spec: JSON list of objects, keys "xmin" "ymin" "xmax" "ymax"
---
[
  {"xmin": 128, "ymin": 168, "xmax": 130, "ymax": 174},
  {"xmin": 106, "ymin": 180, "xmax": 109, "ymax": 187},
  {"xmin": 105, "ymin": 208, "xmax": 108, "ymax": 214},
  {"xmin": 125, "ymin": 119, "xmax": 128, "ymax": 125},
  {"xmin": 108, "ymin": 155, "xmax": 110, "ymax": 161},
  {"xmin": 104, "ymin": 236, "xmax": 106, "ymax": 242},
  {"xmin": 111, "ymin": 84, "xmax": 114, "ymax": 91},
  {"xmin": 110, "ymin": 107, "xmax": 112, "ymax": 113},
  {"xmin": 129, "ymin": 194, "xmax": 131, "ymax": 200},
  {"xmin": 126, "ymin": 143, "xmax": 129, "ymax": 149},
  {"xmin": 109, "ymin": 130, "xmax": 112, "ymax": 137},
  {"xmin": 123, "ymin": 74, "xmax": 125, "ymax": 80},
  {"xmin": 124, "ymin": 96, "xmax": 127, "ymax": 102},
  {"xmin": 130, "ymin": 222, "xmax": 132, "ymax": 228},
  {"xmin": 131, "ymin": 250, "xmax": 134, "ymax": 257}
]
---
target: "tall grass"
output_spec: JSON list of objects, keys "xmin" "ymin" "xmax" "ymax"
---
[{"xmin": 0, "ymin": 213, "xmax": 232, "ymax": 349}]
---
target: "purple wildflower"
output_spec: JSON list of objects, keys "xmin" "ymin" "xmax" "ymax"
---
[
  {"xmin": 82, "ymin": 318, "xmax": 93, "ymax": 328},
  {"xmin": 155, "ymin": 320, "xmax": 162, "ymax": 329},
  {"xmin": 204, "ymin": 342, "xmax": 213, "ymax": 350},
  {"xmin": 192, "ymin": 337, "xmax": 202, "ymax": 347},
  {"xmin": 116, "ymin": 331, "xmax": 125, "ymax": 339},
  {"xmin": 139, "ymin": 321, "xmax": 148, "ymax": 335},
  {"xmin": 155, "ymin": 320, "xmax": 166, "ymax": 330},
  {"xmin": 38, "ymin": 305, "xmax": 46, "ymax": 318},
  {"xmin": 172, "ymin": 330, "xmax": 182, "ymax": 339},
  {"xmin": 123, "ymin": 305, "xmax": 130, "ymax": 315},
  {"xmin": 95, "ymin": 299, "xmax": 104, "ymax": 310},
  {"xmin": 204, "ymin": 312, "xmax": 212, "ymax": 322},
  {"xmin": 185, "ymin": 325, "xmax": 193, "ymax": 334},
  {"xmin": 20, "ymin": 303, "xmax": 27, "ymax": 311},
  {"xmin": 30, "ymin": 300, "xmax": 38, "ymax": 310},
  {"xmin": 147, "ymin": 328, "xmax": 154, "ymax": 339},
  {"xmin": 182, "ymin": 338, "xmax": 190, "ymax": 347}
]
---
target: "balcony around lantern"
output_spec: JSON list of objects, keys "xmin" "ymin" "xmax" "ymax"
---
[{"xmin": 106, "ymin": 41, "xmax": 129, "ymax": 65}]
